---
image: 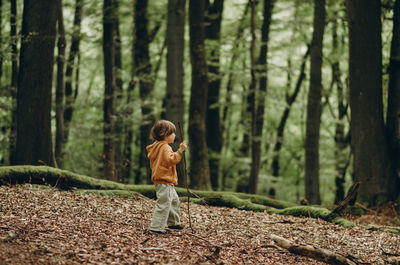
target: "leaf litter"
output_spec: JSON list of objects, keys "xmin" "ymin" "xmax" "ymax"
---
[{"xmin": 0, "ymin": 185, "xmax": 399, "ymax": 264}]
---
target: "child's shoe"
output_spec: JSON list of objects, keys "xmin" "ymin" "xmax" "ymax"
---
[
  {"xmin": 168, "ymin": 225, "xmax": 184, "ymax": 230},
  {"xmin": 149, "ymin": 229, "xmax": 165, "ymax": 234}
]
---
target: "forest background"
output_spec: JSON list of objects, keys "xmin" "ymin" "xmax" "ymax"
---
[{"xmin": 0, "ymin": 0, "xmax": 399, "ymax": 207}]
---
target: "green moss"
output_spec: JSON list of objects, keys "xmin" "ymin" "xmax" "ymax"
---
[
  {"xmin": 270, "ymin": 206, "xmax": 331, "ymax": 218},
  {"xmin": 75, "ymin": 189, "xmax": 141, "ymax": 197},
  {"xmin": 362, "ymin": 225, "xmax": 400, "ymax": 234},
  {"xmin": 331, "ymin": 217, "xmax": 356, "ymax": 227}
]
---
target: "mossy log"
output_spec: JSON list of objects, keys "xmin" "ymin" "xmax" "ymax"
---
[{"xmin": 5, "ymin": 165, "xmax": 398, "ymax": 233}]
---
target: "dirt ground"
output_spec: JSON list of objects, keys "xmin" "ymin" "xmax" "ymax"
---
[{"xmin": 0, "ymin": 185, "xmax": 399, "ymax": 264}]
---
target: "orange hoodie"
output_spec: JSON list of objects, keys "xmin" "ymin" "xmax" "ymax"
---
[{"xmin": 146, "ymin": 140, "xmax": 182, "ymax": 186}]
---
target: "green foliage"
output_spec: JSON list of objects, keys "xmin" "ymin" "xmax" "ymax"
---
[{"xmin": 0, "ymin": 0, "xmax": 397, "ymax": 205}]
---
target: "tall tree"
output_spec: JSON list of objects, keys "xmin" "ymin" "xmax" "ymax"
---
[
  {"xmin": 122, "ymin": 1, "xmax": 138, "ymax": 183},
  {"xmin": 304, "ymin": 0, "xmax": 325, "ymax": 204},
  {"xmin": 346, "ymin": 0, "xmax": 391, "ymax": 204},
  {"xmin": 188, "ymin": 0, "xmax": 211, "ymax": 190},
  {"xmin": 15, "ymin": 0, "xmax": 58, "ymax": 166},
  {"xmin": 249, "ymin": 0, "xmax": 274, "ymax": 194},
  {"xmin": 9, "ymin": 0, "xmax": 18, "ymax": 165},
  {"xmin": 135, "ymin": 0, "xmax": 154, "ymax": 183},
  {"xmin": 113, "ymin": 0, "xmax": 124, "ymax": 181},
  {"xmin": 0, "ymin": 0, "xmax": 2, "ymax": 89},
  {"xmin": 63, "ymin": 0, "xmax": 83, "ymax": 152},
  {"xmin": 205, "ymin": 0, "xmax": 224, "ymax": 190},
  {"xmin": 330, "ymin": 5, "xmax": 350, "ymax": 204},
  {"xmin": 386, "ymin": 0, "xmax": 400, "ymax": 201},
  {"xmin": 55, "ymin": 0, "xmax": 66, "ymax": 168},
  {"xmin": 165, "ymin": 0, "xmax": 186, "ymax": 186},
  {"xmin": 103, "ymin": 0, "xmax": 117, "ymax": 180}
]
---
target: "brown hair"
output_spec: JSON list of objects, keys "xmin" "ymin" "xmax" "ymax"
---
[{"xmin": 150, "ymin": 120, "xmax": 176, "ymax": 141}]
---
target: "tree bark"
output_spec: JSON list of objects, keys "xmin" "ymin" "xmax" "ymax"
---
[
  {"xmin": 165, "ymin": 0, "xmax": 186, "ymax": 186},
  {"xmin": 113, "ymin": 0, "xmax": 124, "ymax": 182},
  {"xmin": 121, "ymin": 1, "xmax": 138, "ymax": 183},
  {"xmin": 63, "ymin": 0, "xmax": 83, "ymax": 151},
  {"xmin": 205, "ymin": 0, "xmax": 224, "ymax": 190},
  {"xmin": 304, "ymin": 0, "xmax": 325, "ymax": 204},
  {"xmin": 268, "ymin": 234, "xmax": 357, "ymax": 265},
  {"xmin": 331, "ymin": 5, "xmax": 350, "ymax": 204},
  {"xmin": 386, "ymin": 0, "xmax": 400, "ymax": 201},
  {"xmin": 246, "ymin": 0, "xmax": 257, "ymax": 193},
  {"xmin": 16, "ymin": 0, "xmax": 58, "ymax": 166},
  {"xmin": 346, "ymin": 0, "xmax": 392, "ymax": 205},
  {"xmin": 188, "ymin": 0, "xmax": 211, "ymax": 190},
  {"xmin": 9, "ymin": 0, "xmax": 18, "ymax": 165},
  {"xmin": 0, "ymin": 0, "xmax": 2, "ymax": 90},
  {"xmin": 249, "ymin": 0, "xmax": 274, "ymax": 194},
  {"xmin": 55, "ymin": 0, "xmax": 66, "ymax": 168},
  {"xmin": 103, "ymin": 0, "xmax": 117, "ymax": 180},
  {"xmin": 135, "ymin": 0, "xmax": 154, "ymax": 184}
]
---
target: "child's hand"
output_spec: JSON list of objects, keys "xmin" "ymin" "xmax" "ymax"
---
[{"xmin": 179, "ymin": 141, "xmax": 187, "ymax": 152}]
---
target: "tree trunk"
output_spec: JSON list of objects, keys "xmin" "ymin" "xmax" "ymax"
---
[
  {"xmin": 346, "ymin": 0, "xmax": 392, "ymax": 205},
  {"xmin": 246, "ymin": 0, "xmax": 257, "ymax": 193},
  {"xmin": 205, "ymin": 0, "xmax": 224, "ymax": 191},
  {"xmin": 121, "ymin": 2, "xmax": 138, "ymax": 183},
  {"xmin": 63, "ymin": 0, "xmax": 83, "ymax": 150},
  {"xmin": 16, "ymin": 0, "xmax": 58, "ymax": 166},
  {"xmin": 0, "ymin": 0, "xmax": 2, "ymax": 90},
  {"xmin": 188, "ymin": 0, "xmax": 211, "ymax": 190},
  {"xmin": 387, "ymin": 0, "xmax": 400, "ymax": 201},
  {"xmin": 331, "ymin": 6, "xmax": 350, "ymax": 204},
  {"xmin": 9, "ymin": 0, "xmax": 18, "ymax": 165},
  {"xmin": 135, "ymin": 0, "xmax": 154, "ymax": 184},
  {"xmin": 249, "ymin": 0, "xmax": 274, "ymax": 194},
  {"xmin": 305, "ymin": 0, "xmax": 325, "ymax": 205},
  {"xmin": 221, "ymin": 3, "xmax": 249, "ymax": 190},
  {"xmin": 113, "ymin": 0, "xmax": 124, "ymax": 182},
  {"xmin": 103, "ymin": 0, "xmax": 116, "ymax": 180},
  {"xmin": 272, "ymin": 45, "xmax": 310, "ymax": 177},
  {"xmin": 55, "ymin": 0, "xmax": 66, "ymax": 168},
  {"xmin": 166, "ymin": 0, "xmax": 186, "ymax": 186}
]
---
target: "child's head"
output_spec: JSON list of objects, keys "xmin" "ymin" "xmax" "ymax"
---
[{"xmin": 150, "ymin": 120, "xmax": 177, "ymax": 141}]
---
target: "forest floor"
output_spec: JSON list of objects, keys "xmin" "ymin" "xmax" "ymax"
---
[{"xmin": 0, "ymin": 185, "xmax": 399, "ymax": 265}]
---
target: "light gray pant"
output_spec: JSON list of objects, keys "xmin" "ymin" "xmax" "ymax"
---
[{"xmin": 149, "ymin": 184, "xmax": 181, "ymax": 232}]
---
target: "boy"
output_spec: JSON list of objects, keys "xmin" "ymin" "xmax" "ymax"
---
[{"xmin": 146, "ymin": 120, "xmax": 187, "ymax": 234}]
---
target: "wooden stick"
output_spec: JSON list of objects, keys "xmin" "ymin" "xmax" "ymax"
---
[
  {"xmin": 268, "ymin": 234, "xmax": 357, "ymax": 265},
  {"xmin": 178, "ymin": 122, "xmax": 193, "ymax": 232}
]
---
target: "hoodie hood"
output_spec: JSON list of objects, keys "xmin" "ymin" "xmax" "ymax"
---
[{"xmin": 146, "ymin": 140, "xmax": 168, "ymax": 161}]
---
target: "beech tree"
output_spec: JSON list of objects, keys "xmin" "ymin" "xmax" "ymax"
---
[
  {"xmin": 55, "ymin": 0, "xmax": 66, "ymax": 168},
  {"xmin": 102, "ymin": 0, "xmax": 117, "ymax": 180},
  {"xmin": 304, "ymin": 0, "xmax": 325, "ymax": 204},
  {"xmin": 188, "ymin": 0, "xmax": 211, "ymax": 190},
  {"xmin": 386, "ymin": 0, "xmax": 400, "ymax": 201},
  {"xmin": 346, "ymin": 0, "xmax": 392, "ymax": 204},
  {"xmin": 63, "ymin": 0, "xmax": 83, "ymax": 156},
  {"xmin": 135, "ymin": 0, "xmax": 154, "ymax": 183},
  {"xmin": 15, "ymin": 0, "xmax": 58, "ymax": 166},
  {"xmin": 9, "ymin": 0, "xmax": 18, "ymax": 165},
  {"xmin": 165, "ymin": 0, "xmax": 186, "ymax": 186},
  {"xmin": 249, "ymin": 0, "xmax": 274, "ymax": 194},
  {"xmin": 205, "ymin": 0, "xmax": 224, "ymax": 190}
]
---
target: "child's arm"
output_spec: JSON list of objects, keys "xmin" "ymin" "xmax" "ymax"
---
[{"xmin": 162, "ymin": 143, "xmax": 185, "ymax": 165}]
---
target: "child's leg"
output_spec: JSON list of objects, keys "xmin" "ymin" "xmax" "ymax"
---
[
  {"xmin": 167, "ymin": 187, "xmax": 181, "ymax": 226},
  {"xmin": 149, "ymin": 184, "xmax": 171, "ymax": 232}
]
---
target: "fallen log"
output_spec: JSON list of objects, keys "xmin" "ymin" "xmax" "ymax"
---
[{"xmin": 268, "ymin": 234, "xmax": 357, "ymax": 265}]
